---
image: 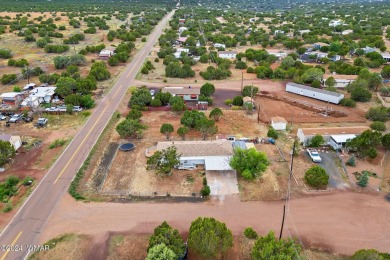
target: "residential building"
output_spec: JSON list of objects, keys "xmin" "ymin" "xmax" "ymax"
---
[
  {"xmin": 162, "ymin": 87, "xmax": 200, "ymax": 101},
  {"xmin": 178, "ymin": 27, "xmax": 188, "ymax": 34},
  {"xmin": 274, "ymin": 30, "xmax": 285, "ymax": 35},
  {"xmin": 0, "ymin": 92, "xmax": 24, "ymax": 105},
  {"xmin": 176, "ymin": 37, "xmax": 188, "ymax": 45},
  {"xmin": 296, "ymin": 126, "xmax": 369, "ymax": 146},
  {"xmin": 342, "ymin": 29, "xmax": 353, "ymax": 35},
  {"xmin": 173, "ymin": 48, "xmax": 190, "ymax": 58},
  {"xmin": 268, "ymin": 52, "xmax": 287, "ymax": 60},
  {"xmin": 361, "ymin": 46, "xmax": 376, "ymax": 54},
  {"xmin": 178, "ymin": 18, "xmax": 185, "ymax": 25},
  {"xmin": 0, "ymin": 134, "xmax": 22, "ymax": 150},
  {"xmin": 214, "ymin": 43, "xmax": 226, "ymax": 49},
  {"xmin": 313, "ymin": 42, "xmax": 329, "ymax": 49},
  {"xmin": 381, "ymin": 53, "xmax": 390, "ymax": 63},
  {"xmin": 271, "ymin": 117, "xmax": 288, "ymax": 130},
  {"xmin": 218, "ymin": 51, "xmax": 237, "ymax": 59},
  {"xmin": 155, "ymin": 139, "xmax": 234, "ymax": 171},
  {"xmin": 99, "ymin": 49, "xmax": 114, "ymax": 60},
  {"xmin": 329, "ymin": 134, "xmax": 356, "ymax": 150},
  {"xmin": 298, "ymin": 29, "xmax": 311, "ymax": 35},
  {"xmin": 28, "ymin": 86, "xmax": 56, "ymax": 104},
  {"xmin": 285, "ymin": 82, "xmax": 344, "ymax": 104},
  {"xmin": 323, "ymin": 74, "xmax": 358, "ymax": 88},
  {"xmin": 329, "ymin": 20, "xmax": 342, "ymax": 27}
]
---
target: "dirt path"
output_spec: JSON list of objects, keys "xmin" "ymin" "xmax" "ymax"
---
[{"xmin": 41, "ymin": 192, "xmax": 390, "ymax": 256}]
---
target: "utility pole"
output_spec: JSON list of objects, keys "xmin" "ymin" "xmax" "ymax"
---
[
  {"xmin": 241, "ymin": 71, "xmax": 244, "ymax": 93},
  {"xmin": 279, "ymin": 141, "xmax": 296, "ymax": 240},
  {"xmin": 257, "ymin": 102, "xmax": 260, "ymax": 123},
  {"xmin": 24, "ymin": 64, "xmax": 30, "ymax": 84},
  {"xmin": 290, "ymin": 113, "xmax": 294, "ymax": 130}
]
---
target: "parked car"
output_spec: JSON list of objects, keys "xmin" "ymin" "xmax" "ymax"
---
[
  {"xmin": 22, "ymin": 116, "xmax": 34, "ymax": 123},
  {"xmin": 150, "ymin": 90, "xmax": 155, "ymax": 96},
  {"xmin": 45, "ymin": 107, "xmax": 58, "ymax": 112},
  {"xmin": 52, "ymin": 96, "xmax": 61, "ymax": 104},
  {"xmin": 36, "ymin": 118, "xmax": 48, "ymax": 127},
  {"xmin": 9, "ymin": 114, "xmax": 22, "ymax": 123},
  {"xmin": 0, "ymin": 114, "xmax": 6, "ymax": 120},
  {"xmin": 73, "ymin": 106, "xmax": 83, "ymax": 112},
  {"xmin": 57, "ymin": 105, "xmax": 67, "ymax": 112},
  {"xmin": 307, "ymin": 148, "xmax": 322, "ymax": 163}
]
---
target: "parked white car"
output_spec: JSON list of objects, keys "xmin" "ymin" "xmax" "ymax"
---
[
  {"xmin": 45, "ymin": 107, "xmax": 58, "ymax": 112},
  {"xmin": 150, "ymin": 90, "xmax": 155, "ymax": 96},
  {"xmin": 57, "ymin": 106, "xmax": 67, "ymax": 112},
  {"xmin": 0, "ymin": 114, "xmax": 6, "ymax": 120},
  {"xmin": 307, "ymin": 148, "xmax": 322, "ymax": 163},
  {"xmin": 73, "ymin": 106, "xmax": 83, "ymax": 112},
  {"xmin": 9, "ymin": 114, "xmax": 22, "ymax": 123}
]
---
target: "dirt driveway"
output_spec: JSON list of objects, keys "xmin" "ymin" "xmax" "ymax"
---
[{"xmin": 206, "ymin": 170, "xmax": 239, "ymax": 197}]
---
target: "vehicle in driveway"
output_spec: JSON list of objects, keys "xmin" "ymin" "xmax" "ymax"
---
[
  {"xmin": 9, "ymin": 114, "xmax": 22, "ymax": 123},
  {"xmin": 57, "ymin": 105, "xmax": 67, "ymax": 112},
  {"xmin": 73, "ymin": 106, "xmax": 83, "ymax": 112},
  {"xmin": 307, "ymin": 148, "xmax": 322, "ymax": 163},
  {"xmin": 150, "ymin": 89, "xmax": 155, "ymax": 96},
  {"xmin": 45, "ymin": 107, "xmax": 58, "ymax": 112},
  {"xmin": 0, "ymin": 114, "xmax": 6, "ymax": 120},
  {"xmin": 36, "ymin": 118, "xmax": 48, "ymax": 127},
  {"xmin": 22, "ymin": 116, "xmax": 34, "ymax": 122}
]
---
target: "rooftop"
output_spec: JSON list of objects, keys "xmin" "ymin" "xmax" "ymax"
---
[
  {"xmin": 218, "ymin": 51, "xmax": 237, "ymax": 55},
  {"xmin": 298, "ymin": 126, "xmax": 370, "ymax": 136},
  {"xmin": 162, "ymin": 87, "xmax": 200, "ymax": 95},
  {"xmin": 271, "ymin": 116, "xmax": 287, "ymax": 123},
  {"xmin": 156, "ymin": 139, "xmax": 233, "ymax": 157},
  {"xmin": 323, "ymin": 74, "xmax": 358, "ymax": 80},
  {"xmin": 0, "ymin": 134, "xmax": 12, "ymax": 142},
  {"xmin": 286, "ymin": 82, "xmax": 344, "ymax": 98},
  {"xmin": 331, "ymin": 134, "xmax": 356, "ymax": 143},
  {"xmin": 0, "ymin": 92, "xmax": 23, "ymax": 98}
]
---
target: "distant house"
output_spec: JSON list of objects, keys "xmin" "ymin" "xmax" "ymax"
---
[
  {"xmin": 23, "ymin": 83, "xmax": 36, "ymax": 91},
  {"xmin": 361, "ymin": 46, "xmax": 376, "ymax": 54},
  {"xmin": 214, "ymin": 43, "xmax": 226, "ymax": 49},
  {"xmin": 298, "ymin": 29, "xmax": 311, "ymax": 35},
  {"xmin": 271, "ymin": 117, "xmax": 288, "ymax": 130},
  {"xmin": 174, "ymin": 48, "xmax": 190, "ymax": 58},
  {"xmin": 178, "ymin": 27, "xmax": 188, "ymax": 34},
  {"xmin": 323, "ymin": 75, "xmax": 358, "ymax": 88},
  {"xmin": 297, "ymin": 127, "xmax": 369, "ymax": 146},
  {"xmin": 285, "ymin": 82, "xmax": 344, "ymax": 104},
  {"xmin": 303, "ymin": 51, "xmax": 340, "ymax": 62},
  {"xmin": 155, "ymin": 140, "xmax": 234, "ymax": 171},
  {"xmin": 268, "ymin": 52, "xmax": 287, "ymax": 60},
  {"xmin": 0, "ymin": 92, "xmax": 24, "ymax": 105},
  {"xmin": 313, "ymin": 42, "xmax": 329, "ymax": 49},
  {"xmin": 162, "ymin": 87, "xmax": 200, "ymax": 101},
  {"xmin": 329, "ymin": 20, "xmax": 342, "ymax": 27},
  {"xmin": 99, "ymin": 49, "xmax": 114, "ymax": 60},
  {"xmin": 176, "ymin": 37, "xmax": 188, "ymax": 44},
  {"xmin": 342, "ymin": 29, "xmax": 353, "ymax": 35},
  {"xmin": 381, "ymin": 53, "xmax": 390, "ymax": 63},
  {"xmin": 0, "ymin": 134, "xmax": 22, "ymax": 150},
  {"xmin": 274, "ymin": 30, "xmax": 285, "ymax": 35},
  {"xmin": 218, "ymin": 51, "xmax": 237, "ymax": 59},
  {"xmin": 21, "ymin": 96, "xmax": 40, "ymax": 108},
  {"xmin": 178, "ymin": 18, "xmax": 185, "ymax": 25}
]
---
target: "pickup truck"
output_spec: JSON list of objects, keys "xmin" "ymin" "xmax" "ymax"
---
[
  {"xmin": 36, "ymin": 118, "xmax": 48, "ymax": 127},
  {"xmin": 307, "ymin": 148, "xmax": 322, "ymax": 163}
]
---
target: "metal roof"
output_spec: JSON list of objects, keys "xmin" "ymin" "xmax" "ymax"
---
[
  {"xmin": 286, "ymin": 82, "xmax": 344, "ymax": 98},
  {"xmin": 330, "ymin": 134, "xmax": 356, "ymax": 143}
]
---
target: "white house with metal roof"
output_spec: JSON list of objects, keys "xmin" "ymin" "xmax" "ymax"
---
[
  {"xmin": 155, "ymin": 140, "xmax": 233, "ymax": 171},
  {"xmin": 329, "ymin": 134, "xmax": 356, "ymax": 150},
  {"xmin": 286, "ymin": 82, "xmax": 344, "ymax": 104}
]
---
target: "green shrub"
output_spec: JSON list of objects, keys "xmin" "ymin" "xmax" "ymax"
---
[
  {"xmin": 49, "ymin": 139, "xmax": 67, "ymax": 149},
  {"xmin": 3, "ymin": 203, "xmax": 13, "ymax": 212},
  {"xmin": 154, "ymin": 58, "xmax": 159, "ymax": 62},
  {"xmin": 200, "ymin": 185, "xmax": 211, "ymax": 197},
  {"xmin": 267, "ymin": 127, "xmax": 278, "ymax": 139},
  {"xmin": 22, "ymin": 176, "xmax": 34, "ymax": 186},
  {"xmin": 232, "ymin": 96, "xmax": 243, "ymax": 106},
  {"xmin": 203, "ymin": 177, "xmax": 207, "ymax": 186},
  {"xmin": 358, "ymin": 172, "xmax": 369, "ymax": 187},
  {"xmin": 340, "ymin": 98, "xmax": 356, "ymax": 108},
  {"xmin": 243, "ymin": 227, "xmax": 258, "ymax": 239},
  {"xmin": 224, "ymin": 99, "xmax": 233, "ymax": 106},
  {"xmin": 346, "ymin": 156, "xmax": 356, "ymax": 167},
  {"xmin": 370, "ymin": 121, "xmax": 386, "ymax": 131}
]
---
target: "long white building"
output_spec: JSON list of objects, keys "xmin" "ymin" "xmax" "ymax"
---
[{"xmin": 285, "ymin": 82, "xmax": 344, "ymax": 104}]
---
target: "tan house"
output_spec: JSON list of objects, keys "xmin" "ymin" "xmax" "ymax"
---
[{"xmin": 162, "ymin": 87, "xmax": 200, "ymax": 101}]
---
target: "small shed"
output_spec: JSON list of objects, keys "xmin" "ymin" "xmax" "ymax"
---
[
  {"xmin": 99, "ymin": 49, "xmax": 114, "ymax": 60},
  {"xmin": 0, "ymin": 134, "xmax": 22, "ymax": 150},
  {"xmin": 285, "ymin": 82, "xmax": 344, "ymax": 104},
  {"xmin": 271, "ymin": 117, "xmax": 288, "ymax": 130},
  {"xmin": 0, "ymin": 92, "xmax": 24, "ymax": 105}
]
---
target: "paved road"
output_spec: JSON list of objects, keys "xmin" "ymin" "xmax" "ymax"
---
[{"xmin": 0, "ymin": 10, "xmax": 175, "ymax": 260}]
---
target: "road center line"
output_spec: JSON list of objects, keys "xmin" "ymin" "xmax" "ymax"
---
[
  {"xmin": 0, "ymin": 231, "xmax": 22, "ymax": 260},
  {"xmin": 53, "ymin": 84, "xmax": 123, "ymax": 184}
]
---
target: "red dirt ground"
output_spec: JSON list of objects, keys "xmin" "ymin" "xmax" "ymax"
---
[{"xmin": 41, "ymin": 191, "xmax": 390, "ymax": 257}]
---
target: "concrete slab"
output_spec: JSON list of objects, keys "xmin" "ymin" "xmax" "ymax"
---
[{"xmin": 206, "ymin": 170, "xmax": 239, "ymax": 197}]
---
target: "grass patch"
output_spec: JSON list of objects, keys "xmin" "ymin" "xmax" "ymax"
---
[
  {"xmin": 49, "ymin": 139, "xmax": 67, "ymax": 149},
  {"xmin": 68, "ymin": 111, "xmax": 121, "ymax": 201}
]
